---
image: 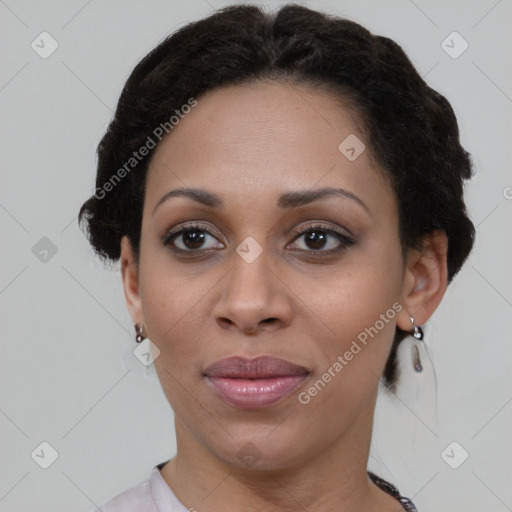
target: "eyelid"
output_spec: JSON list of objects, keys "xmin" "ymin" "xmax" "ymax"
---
[{"xmin": 292, "ymin": 221, "xmax": 354, "ymax": 240}]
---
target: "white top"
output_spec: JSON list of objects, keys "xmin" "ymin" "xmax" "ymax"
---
[{"xmin": 90, "ymin": 463, "xmax": 188, "ymax": 512}]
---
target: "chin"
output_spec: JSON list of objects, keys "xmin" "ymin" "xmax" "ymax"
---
[{"xmin": 207, "ymin": 427, "xmax": 312, "ymax": 472}]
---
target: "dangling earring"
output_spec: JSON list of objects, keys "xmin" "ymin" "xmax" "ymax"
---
[
  {"xmin": 134, "ymin": 323, "xmax": 146, "ymax": 343},
  {"xmin": 410, "ymin": 317, "xmax": 424, "ymax": 373}
]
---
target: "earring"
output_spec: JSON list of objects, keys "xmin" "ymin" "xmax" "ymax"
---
[
  {"xmin": 410, "ymin": 316, "xmax": 424, "ymax": 340},
  {"xmin": 134, "ymin": 323, "xmax": 146, "ymax": 343},
  {"xmin": 410, "ymin": 317, "xmax": 424, "ymax": 373}
]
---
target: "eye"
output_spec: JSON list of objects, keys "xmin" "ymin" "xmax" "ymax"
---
[
  {"xmin": 163, "ymin": 222, "xmax": 354, "ymax": 256},
  {"xmin": 163, "ymin": 224, "xmax": 224, "ymax": 252},
  {"xmin": 288, "ymin": 224, "xmax": 354, "ymax": 254}
]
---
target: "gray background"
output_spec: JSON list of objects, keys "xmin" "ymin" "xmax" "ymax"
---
[{"xmin": 1, "ymin": 0, "xmax": 511, "ymax": 511}]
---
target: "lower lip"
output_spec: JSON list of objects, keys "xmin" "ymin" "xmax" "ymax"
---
[{"xmin": 206, "ymin": 375, "xmax": 309, "ymax": 409}]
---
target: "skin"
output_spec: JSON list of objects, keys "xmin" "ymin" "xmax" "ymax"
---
[{"xmin": 120, "ymin": 81, "xmax": 448, "ymax": 512}]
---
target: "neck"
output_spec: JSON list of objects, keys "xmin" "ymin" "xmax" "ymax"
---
[{"xmin": 160, "ymin": 392, "xmax": 395, "ymax": 512}]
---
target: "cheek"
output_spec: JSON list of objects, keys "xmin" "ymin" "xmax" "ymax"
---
[
  {"xmin": 137, "ymin": 264, "xmax": 211, "ymax": 413},
  {"xmin": 309, "ymin": 249, "xmax": 403, "ymax": 378},
  {"xmin": 138, "ymin": 257, "xmax": 203, "ymax": 355}
]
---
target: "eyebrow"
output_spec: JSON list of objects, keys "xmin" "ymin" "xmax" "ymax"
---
[{"xmin": 152, "ymin": 186, "xmax": 369, "ymax": 216}]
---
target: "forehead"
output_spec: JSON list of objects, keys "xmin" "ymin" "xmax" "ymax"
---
[{"xmin": 144, "ymin": 81, "xmax": 394, "ymax": 216}]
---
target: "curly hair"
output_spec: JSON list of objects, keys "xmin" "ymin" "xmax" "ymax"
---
[{"xmin": 78, "ymin": 3, "xmax": 475, "ymax": 390}]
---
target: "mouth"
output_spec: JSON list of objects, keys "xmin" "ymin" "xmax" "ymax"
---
[{"xmin": 203, "ymin": 355, "xmax": 310, "ymax": 409}]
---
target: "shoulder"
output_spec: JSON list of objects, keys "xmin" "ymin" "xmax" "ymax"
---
[
  {"xmin": 367, "ymin": 471, "xmax": 419, "ymax": 512},
  {"xmin": 87, "ymin": 464, "xmax": 188, "ymax": 512},
  {"xmin": 88, "ymin": 476, "xmax": 154, "ymax": 512}
]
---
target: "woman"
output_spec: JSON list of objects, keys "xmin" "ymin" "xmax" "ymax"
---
[{"xmin": 79, "ymin": 4, "xmax": 475, "ymax": 511}]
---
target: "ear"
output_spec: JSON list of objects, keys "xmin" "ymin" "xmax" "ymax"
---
[
  {"xmin": 396, "ymin": 229, "xmax": 449, "ymax": 331},
  {"xmin": 120, "ymin": 235, "xmax": 143, "ymax": 325}
]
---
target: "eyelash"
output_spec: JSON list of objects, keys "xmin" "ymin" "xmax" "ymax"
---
[{"xmin": 163, "ymin": 222, "xmax": 354, "ymax": 257}]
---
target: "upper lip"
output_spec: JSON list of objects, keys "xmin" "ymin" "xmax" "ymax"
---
[{"xmin": 204, "ymin": 356, "xmax": 309, "ymax": 379}]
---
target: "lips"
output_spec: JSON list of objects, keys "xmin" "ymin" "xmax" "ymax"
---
[
  {"xmin": 204, "ymin": 355, "xmax": 309, "ymax": 379},
  {"xmin": 204, "ymin": 356, "xmax": 309, "ymax": 409}
]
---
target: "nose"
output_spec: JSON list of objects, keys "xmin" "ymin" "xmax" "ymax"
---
[{"xmin": 213, "ymin": 251, "xmax": 293, "ymax": 335}]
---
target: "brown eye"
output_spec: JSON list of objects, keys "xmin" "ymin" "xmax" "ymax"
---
[
  {"xmin": 164, "ymin": 224, "xmax": 223, "ymax": 252},
  {"xmin": 289, "ymin": 224, "xmax": 354, "ymax": 254},
  {"xmin": 300, "ymin": 230, "xmax": 330, "ymax": 250}
]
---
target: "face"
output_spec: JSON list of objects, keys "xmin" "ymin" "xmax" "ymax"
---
[{"xmin": 122, "ymin": 81, "xmax": 412, "ymax": 470}]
